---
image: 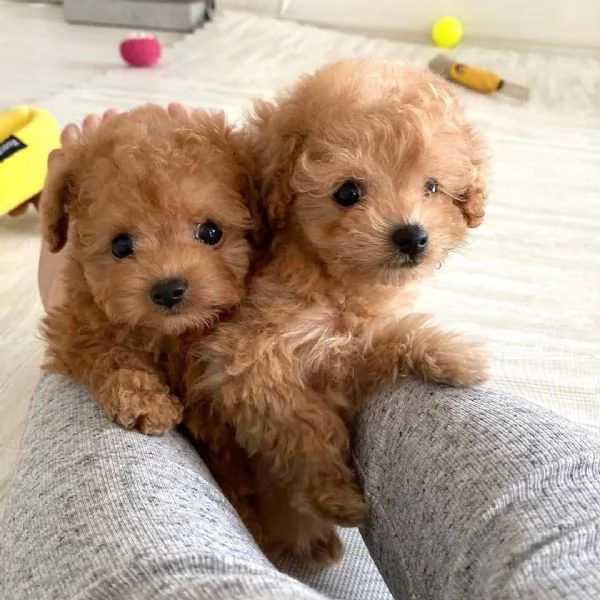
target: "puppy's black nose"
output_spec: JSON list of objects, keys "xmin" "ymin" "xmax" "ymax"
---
[
  {"xmin": 150, "ymin": 278, "xmax": 187, "ymax": 308},
  {"xmin": 392, "ymin": 224, "xmax": 429, "ymax": 259}
]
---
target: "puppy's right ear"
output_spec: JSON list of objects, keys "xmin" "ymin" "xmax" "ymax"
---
[
  {"xmin": 457, "ymin": 124, "xmax": 488, "ymax": 229},
  {"xmin": 40, "ymin": 148, "xmax": 81, "ymax": 253}
]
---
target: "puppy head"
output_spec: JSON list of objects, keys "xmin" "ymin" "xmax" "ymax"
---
[
  {"xmin": 250, "ymin": 59, "xmax": 487, "ymax": 286},
  {"xmin": 41, "ymin": 105, "xmax": 255, "ymax": 335}
]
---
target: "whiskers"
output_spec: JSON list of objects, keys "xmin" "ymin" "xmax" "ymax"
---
[
  {"xmin": 155, "ymin": 309, "xmax": 219, "ymax": 336},
  {"xmin": 439, "ymin": 186, "xmax": 465, "ymax": 203},
  {"xmin": 378, "ymin": 261, "xmax": 418, "ymax": 285},
  {"xmin": 428, "ymin": 239, "xmax": 472, "ymax": 261}
]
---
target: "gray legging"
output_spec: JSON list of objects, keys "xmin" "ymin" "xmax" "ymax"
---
[{"xmin": 1, "ymin": 374, "xmax": 600, "ymax": 599}]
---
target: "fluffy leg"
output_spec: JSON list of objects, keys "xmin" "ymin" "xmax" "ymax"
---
[
  {"xmin": 254, "ymin": 464, "xmax": 345, "ymax": 566},
  {"xmin": 361, "ymin": 313, "xmax": 488, "ymax": 390},
  {"xmin": 42, "ymin": 310, "xmax": 182, "ymax": 435},
  {"xmin": 94, "ymin": 361, "xmax": 182, "ymax": 435},
  {"xmin": 206, "ymin": 372, "xmax": 368, "ymax": 528}
]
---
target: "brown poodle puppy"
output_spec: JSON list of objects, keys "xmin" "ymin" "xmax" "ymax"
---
[
  {"xmin": 41, "ymin": 104, "xmax": 256, "ymax": 435},
  {"xmin": 186, "ymin": 59, "xmax": 489, "ymax": 563}
]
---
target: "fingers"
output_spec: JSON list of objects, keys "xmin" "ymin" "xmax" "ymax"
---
[
  {"xmin": 168, "ymin": 102, "xmax": 190, "ymax": 118},
  {"xmin": 47, "ymin": 148, "xmax": 62, "ymax": 167},
  {"xmin": 59, "ymin": 109, "xmax": 120, "ymax": 150},
  {"xmin": 82, "ymin": 113, "xmax": 102, "ymax": 133},
  {"xmin": 103, "ymin": 108, "xmax": 120, "ymax": 120},
  {"xmin": 60, "ymin": 105, "xmax": 189, "ymax": 151},
  {"xmin": 60, "ymin": 123, "xmax": 81, "ymax": 147},
  {"xmin": 48, "ymin": 129, "xmax": 76, "ymax": 168},
  {"xmin": 168, "ymin": 103, "xmax": 204, "ymax": 120}
]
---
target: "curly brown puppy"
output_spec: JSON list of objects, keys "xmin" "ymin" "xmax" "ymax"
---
[
  {"xmin": 41, "ymin": 104, "xmax": 255, "ymax": 435},
  {"xmin": 186, "ymin": 59, "xmax": 489, "ymax": 563}
]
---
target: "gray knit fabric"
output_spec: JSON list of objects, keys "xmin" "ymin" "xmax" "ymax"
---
[
  {"xmin": 3, "ymin": 376, "xmax": 600, "ymax": 599},
  {"xmin": 0, "ymin": 375, "xmax": 389, "ymax": 600},
  {"xmin": 355, "ymin": 381, "xmax": 600, "ymax": 600}
]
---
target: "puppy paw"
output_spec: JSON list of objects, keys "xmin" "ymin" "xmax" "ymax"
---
[
  {"xmin": 308, "ymin": 527, "xmax": 344, "ymax": 565},
  {"xmin": 264, "ymin": 525, "xmax": 344, "ymax": 567},
  {"xmin": 116, "ymin": 389, "xmax": 183, "ymax": 435},
  {"xmin": 303, "ymin": 477, "xmax": 369, "ymax": 527},
  {"xmin": 100, "ymin": 369, "xmax": 183, "ymax": 435},
  {"xmin": 409, "ymin": 331, "xmax": 488, "ymax": 387}
]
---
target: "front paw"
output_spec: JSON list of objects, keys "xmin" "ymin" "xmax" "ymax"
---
[
  {"xmin": 301, "ymin": 475, "xmax": 369, "ymax": 527},
  {"xmin": 409, "ymin": 332, "xmax": 488, "ymax": 387},
  {"xmin": 115, "ymin": 388, "xmax": 183, "ymax": 435},
  {"xmin": 264, "ymin": 524, "xmax": 344, "ymax": 567},
  {"xmin": 100, "ymin": 369, "xmax": 183, "ymax": 435},
  {"xmin": 307, "ymin": 526, "xmax": 344, "ymax": 565}
]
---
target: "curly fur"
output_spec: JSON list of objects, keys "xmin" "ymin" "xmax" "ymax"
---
[
  {"xmin": 184, "ymin": 60, "xmax": 490, "ymax": 565},
  {"xmin": 41, "ymin": 104, "xmax": 256, "ymax": 435}
]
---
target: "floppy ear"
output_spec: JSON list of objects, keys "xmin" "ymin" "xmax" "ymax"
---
[
  {"xmin": 247, "ymin": 98, "xmax": 306, "ymax": 232},
  {"xmin": 40, "ymin": 147, "xmax": 81, "ymax": 253},
  {"xmin": 241, "ymin": 168, "xmax": 270, "ymax": 249},
  {"xmin": 456, "ymin": 125, "xmax": 488, "ymax": 228},
  {"xmin": 222, "ymin": 124, "xmax": 270, "ymax": 249}
]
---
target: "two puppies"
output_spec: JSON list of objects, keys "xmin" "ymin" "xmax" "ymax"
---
[{"xmin": 42, "ymin": 60, "xmax": 488, "ymax": 565}]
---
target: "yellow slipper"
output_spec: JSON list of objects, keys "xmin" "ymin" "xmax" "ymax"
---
[{"xmin": 0, "ymin": 106, "xmax": 60, "ymax": 216}]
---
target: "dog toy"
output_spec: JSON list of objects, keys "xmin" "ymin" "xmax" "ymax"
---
[
  {"xmin": 429, "ymin": 55, "xmax": 530, "ymax": 101},
  {"xmin": 432, "ymin": 16, "xmax": 463, "ymax": 48},
  {"xmin": 0, "ymin": 106, "xmax": 60, "ymax": 216},
  {"xmin": 120, "ymin": 33, "xmax": 162, "ymax": 67}
]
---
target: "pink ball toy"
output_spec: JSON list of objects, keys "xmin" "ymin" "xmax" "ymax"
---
[{"xmin": 120, "ymin": 34, "xmax": 162, "ymax": 68}]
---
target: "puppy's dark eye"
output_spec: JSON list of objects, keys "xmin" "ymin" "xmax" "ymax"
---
[
  {"xmin": 194, "ymin": 221, "xmax": 222, "ymax": 246},
  {"xmin": 425, "ymin": 179, "xmax": 439, "ymax": 195},
  {"xmin": 111, "ymin": 234, "xmax": 134, "ymax": 259},
  {"xmin": 333, "ymin": 180, "xmax": 363, "ymax": 207}
]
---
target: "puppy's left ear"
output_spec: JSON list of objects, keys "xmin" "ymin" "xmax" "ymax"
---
[
  {"xmin": 224, "ymin": 126, "xmax": 270, "ymax": 248},
  {"xmin": 247, "ymin": 98, "xmax": 306, "ymax": 232},
  {"xmin": 40, "ymin": 146, "xmax": 82, "ymax": 252},
  {"xmin": 457, "ymin": 126, "xmax": 488, "ymax": 228}
]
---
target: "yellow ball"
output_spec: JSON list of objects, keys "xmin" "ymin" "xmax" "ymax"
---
[{"xmin": 432, "ymin": 16, "xmax": 463, "ymax": 48}]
